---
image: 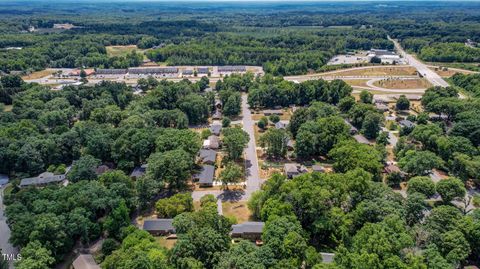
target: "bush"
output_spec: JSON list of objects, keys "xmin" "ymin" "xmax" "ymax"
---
[
  {"xmin": 102, "ymin": 238, "xmax": 119, "ymax": 256},
  {"xmin": 269, "ymin": 114, "xmax": 280, "ymax": 123},
  {"xmin": 473, "ymin": 195, "xmax": 480, "ymax": 207},
  {"xmin": 222, "ymin": 117, "xmax": 231, "ymax": 128},
  {"xmin": 201, "ymin": 129, "xmax": 212, "ymax": 140},
  {"xmin": 258, "ymin": 117, "xmax": 268, "ymax": 129}
]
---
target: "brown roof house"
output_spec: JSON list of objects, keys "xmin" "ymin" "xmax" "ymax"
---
[{"xmin": 284, "ymin": 163, "xmax": 308, "ymax": 179}]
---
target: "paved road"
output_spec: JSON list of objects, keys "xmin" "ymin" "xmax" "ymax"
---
[
  {"xmin": 192, "ymin": 94, "xmax": 261, "ymax": 202},
  {"xmin": 0, "ymin": 187, "xmax": 18, "ymax": 269},
  {"xmin": 390, "ymin": 36, "xmax": 450, "ymax": 88},
  {"xmin": 241, "ymin": 94, "xmax": 261, "ymax": 199}
]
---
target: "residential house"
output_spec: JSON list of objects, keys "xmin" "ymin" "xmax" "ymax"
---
[
  {"xmin": 199, "ymin": 149, "xmax": 217, "ymax": 165},
  {"xmin": 20, "ymin": 172, "xmax": 66, "ymax": 188},
  {"xmin": 143, "ymin": 219, "xmax": 176, "ymax": 236},
  {"xmin": 375, "ymin": 103, "xmax": 389, "ymax": 112},
  {"xmin": 231, "ymin": 222, "xmax": 264, "ymax": 242},
  {"xmin": 284, "ymin": 163, "xmax": 308, "ymax": 179},
  {"xmin": 72, "ymin": 254, "xmax": 100, "ymax": 269},
  {"xmin": 194, "ymin": 165, "xmax": 215, "ymax": 187},
  {"xmin": 212, "ymin": 110, "xmax": 222, "ymax": 120},
  {"xmin": 312, "ymin": 165, "xmax": 326, "ymax": 173},
  {"xmin": 210, "ymin": 123, "xmax": 222, "ymax": 136},
  {"xmin": 203, "ymin": 135, "xmax": 220, "ymax": 149},
  {"xmin": 263, "ymin": 109, "xmax": 283, "ymax": 116},
  {"xmin": 130, "ymin": 164, "xmax": 148, "ymax": 179},
  {"xmin": 95, "ymin": 165, "xmax": 111, "ymax": 176}
]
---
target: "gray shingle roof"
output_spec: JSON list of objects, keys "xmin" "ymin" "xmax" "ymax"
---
[
  {"xmin": 199, "ymin": 149, "xmax": 217, "ymax": 164},
  {"xmin": 218, "ymin": 66, "xmax": 246, "ymax": 72},
  {"xmin": 20, "ymin": 172, "xmax": 65, "ymax": 187},
  {"xmin": 231, "ymin": 222, "xmax": 264, "ymax": 235},
  {"xmin": 195, "ymin": 165, "xmax": 215, "ymax": 184},
  {"xmin": 210, "ymin": 124, "xmax": 222, "ymax": 135},
  {"xmin": 399, "ymin": 120, "xmax": 415, "ymax": 128},
  {"xmin": 143, "ymin": 219, "xmax": 175, "ymax": 233}
]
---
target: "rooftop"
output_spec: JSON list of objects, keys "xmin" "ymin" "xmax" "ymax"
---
[
  {"xmin": 195, "ymin": 165, "xmax": 215, "ymax": 184},
  {"xmin": 231, "ymin": 222, "xmax": 264, "ymax": 235},
  {"xmin": 199, "ymin": 149, "xmax": 217, "ymax": 164},
  {"xmin": 143, "ymin": 219, "xmax": 175, "ymax": 232},
  {"xmin": 72, "ymin": 254, "xmax": 100, "ymax": 269}
]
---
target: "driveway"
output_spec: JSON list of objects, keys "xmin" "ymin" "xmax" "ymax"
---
[{"xmin": 0, "ymin": 187, "xmax": 18, "ymax": 269}]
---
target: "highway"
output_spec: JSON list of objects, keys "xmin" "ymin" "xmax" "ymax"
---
[{"xmin": 389, "ymin": 36, "xmax": 450, "ymax": 88}]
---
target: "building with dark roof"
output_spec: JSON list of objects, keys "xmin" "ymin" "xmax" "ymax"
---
[
  {"xmin": 130, "ymin": 164, "xmax": 147, "ymax": 179},
  {"xmin": 197, "ymin": 67, "xmax": 209, "ymax": 74},
  {"xmin": 143, "ymin": 219, "xmax": 175, "ymax": 236},
  {"xmin": 399, "ymin": 119, "xmax": 415, "ymax": 129},
  {"xmin": 284, "ymin": 163, "xmax": 308, "ymax": 179},
  {"xmin": 128, "ymin": 67, "xmax": 178, "ymax": 74},
  {"xmin": 0, "ymin": 174, "xmax": 9, "ymax": 186},
  {"xmin": 194, "ymin": 165, "xmax": 215, "ymax": 186},
  {"xmin": 312, "ymin": 165, "xmax": 326, "ymax": 173},
  {"xmin": 199, "ymin": 149, "xmax": 217, "ymax": 165},
  {"xmin": 354, "ymin": 134, "xmax": 371, "ymax": 145},
  {"xmin": 210, "ymin": 123, "xmax": 222, "ymax": 135},
  {"xmin": 182, "ymin": 69, "xmax": 194, "ymax": 75},
  {"xmin": 95, "ymin": 69, "xmax": 127, "ymax": 75},
  {"xmin": 218, "ymin": 66, "xmax": 246, "ymax": 73},
  {"xmin": 231, "ymin": 222, "xmax": 264, "ymax": 241},
  {"xmin": 20, "ymin": 172, "xmax": 66, "ymax": 188}
]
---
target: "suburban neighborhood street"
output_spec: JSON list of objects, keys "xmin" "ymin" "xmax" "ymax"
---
[
  {"xmin": 0, "ymin": 188, "xmax": 17, "ymax": 269},
  {"xmin": 191, "ymin": 94, "xmax": 261, "ymax": 202}
]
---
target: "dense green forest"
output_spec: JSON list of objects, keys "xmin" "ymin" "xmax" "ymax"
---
[{"xmin": 1, "ymin": 1, "xmax": 480, "ymax": 74}]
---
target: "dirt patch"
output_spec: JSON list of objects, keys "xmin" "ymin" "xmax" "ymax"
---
[
  {"xmin": 156, "ymin": 237, "xmax": 177, "ymax": 249},
  {"xmin": 22, "ymin": 69, "xmax": 55, "ymax": 80},
  {"xmin": 373, "ymin": 78, "xmax": 431, "ymax": 89},
  {"xmin": 3, "ymin": 105, "xmax": 12, "ymax": 112},
  {"xmin": 222, "ymin": 201, "xmax": 252, "ymax": 223}
]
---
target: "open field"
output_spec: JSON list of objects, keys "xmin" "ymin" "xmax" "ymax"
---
[
  {"xmin": 21, "ymin": 69, "xmax": 55, "ymax": 80},
  {"xmin": 345, "ymin": 79, "xmax": 370, "ymax": 87},
  {"xmin": 373, "ymin": 78, "xmax": 431, "ymax": 89},
  {"xmin": 106, "ymin": 45, "xmax": 146, "ymax": 58},
  {"xmin": 320, "ymin": 66, "xmax": 418, "ymax": 77},
  {"xmin": 222, "ymin": 201, "xmax": 252, "ymax": 223}
]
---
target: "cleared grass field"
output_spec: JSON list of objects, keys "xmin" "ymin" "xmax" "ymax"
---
[
  {"xmin": 373, "ymin": 78, "xmax": 431, "ymax": 89},
  {"xmin": 322, "ymin": 66, "xmax": 417, "ymax": 77},
  {"xmin": 106, "ymin": 45, "xmax": 146, "ymax": 58},
  {"xmin": 222, "ymin": 201, "xmax": 252, "ymax": 223}
]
